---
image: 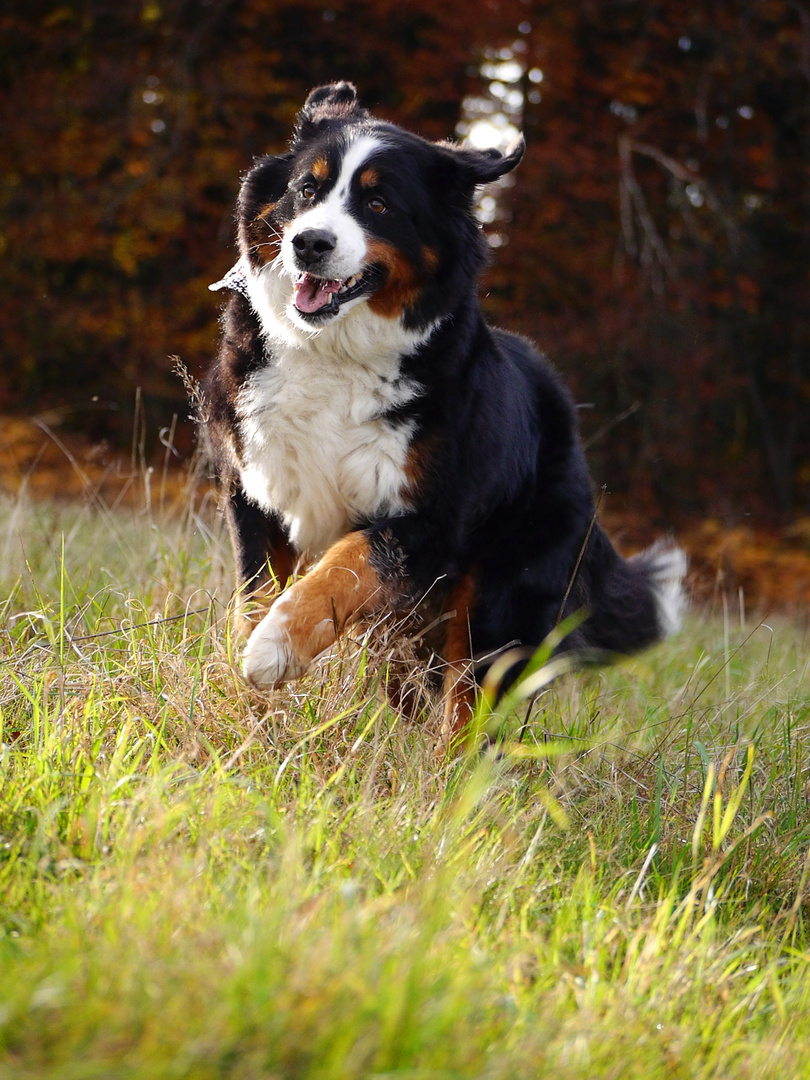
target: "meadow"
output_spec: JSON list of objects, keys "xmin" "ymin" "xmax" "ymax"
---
[{"xmin": 1, "ymin": 464, "xmax": 810, "ymax": 1079}]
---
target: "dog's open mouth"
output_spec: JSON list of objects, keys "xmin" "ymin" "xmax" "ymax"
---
[{"xmin": 292, "ymin": 269, "xmax": 378, "ymax": 319}]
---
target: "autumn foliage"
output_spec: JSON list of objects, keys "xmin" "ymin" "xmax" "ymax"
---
[{"xmin": 1, "ymin": 1, "xmax": 808, "ymax": 522}]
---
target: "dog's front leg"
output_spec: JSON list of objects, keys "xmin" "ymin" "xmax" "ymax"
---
[
  {"xmin": 226, "ymin": 485, "xmax": 298, "ymax": 636},
  {"xmin": 242, "ymin": 530, "xmax": 399, "ymax": 690}
]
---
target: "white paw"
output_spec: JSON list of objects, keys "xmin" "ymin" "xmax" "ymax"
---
[{"xmin": 241, "ymin": 602, "xmax": 307, "ymax": 689}]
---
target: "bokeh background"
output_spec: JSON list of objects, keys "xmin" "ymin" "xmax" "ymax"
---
[{"xmin": 2, "ymin": 0, "xmax": 808, "ymax": 530}]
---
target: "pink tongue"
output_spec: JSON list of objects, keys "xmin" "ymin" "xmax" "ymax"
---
[{"xmin": 294, "ymin": 274, "xmax": 341, "ymax": 313}]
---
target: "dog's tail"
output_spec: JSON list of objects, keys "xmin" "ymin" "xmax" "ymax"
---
[
  {"xmin": 568, "ymin": 527, "xmax": 687, "ymax": 655},
  {"xmin": 631, "ymin": 538, "xmax": 689, "ymax": 640}
]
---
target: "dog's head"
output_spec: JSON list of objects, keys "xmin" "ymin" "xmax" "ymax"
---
[{"xmin": 234, "ymin": 82, "xmax": 524, "ymax": 339}]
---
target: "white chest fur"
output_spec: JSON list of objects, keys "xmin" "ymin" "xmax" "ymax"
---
[{"xmin": 236, "ymin": 322, "xmax": 422, "ymax": 557}]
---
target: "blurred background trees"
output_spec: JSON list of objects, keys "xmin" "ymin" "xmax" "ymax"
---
[{"xmin": 1, "ymin": 0, "xmax": 808, "ymax": 524}]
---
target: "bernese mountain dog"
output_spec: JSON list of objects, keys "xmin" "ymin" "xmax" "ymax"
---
[{"xmin": 203, "ymin": 82, "xmax": 686, "ymax": 745}]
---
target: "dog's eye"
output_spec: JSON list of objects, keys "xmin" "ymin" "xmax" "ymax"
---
[
  {"xmin": 367, "ymin": 196, "xmax": 387, "ymax": 214},
  {"xmin": 300, "ymin": 183, "xmax": 317, "ymax": 200}
]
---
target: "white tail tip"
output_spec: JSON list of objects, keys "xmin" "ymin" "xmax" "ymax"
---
[{"xmin": 643, "ymin": 541, "xmax": 688, "ymax": 638}]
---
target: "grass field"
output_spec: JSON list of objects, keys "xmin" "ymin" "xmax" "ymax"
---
[{"xmin": 1, "ymin": 472, "xmax": 810, "ymax": 1079}]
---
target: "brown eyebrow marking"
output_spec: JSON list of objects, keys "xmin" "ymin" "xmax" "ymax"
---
[
  {"xmin": 311, "ymin": 157, "xmax": 330, "ymax": 181},
  {"xmin": 359, "ymin": 166, "xmax": 380, "ymax": 187}
]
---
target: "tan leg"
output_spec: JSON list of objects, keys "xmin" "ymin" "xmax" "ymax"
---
[
  {"xmin": 437, "ymin": 575, "xmax": 477, "ymax": 751},
  {"xmin": 242, "ymin": 532, "xmax": 393, "ymax": 689}
]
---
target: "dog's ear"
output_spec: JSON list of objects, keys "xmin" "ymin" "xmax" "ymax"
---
[
  {"xmin": 294, "ymin": 82, "xmax": 369, "ymax": 141},
  {"xmin": 239, "ymin": 153, "xmax": 294, "ymax": 211},
  {"xmin": 443, "ymin": 135, "xmax": 526, "ymax": 187},
  {"xmin": 237, "ymin": 152, "xmax": 294, "ymax": 253}
]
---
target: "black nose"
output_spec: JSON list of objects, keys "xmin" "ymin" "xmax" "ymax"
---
[{"xmin": 292, "ymin": 228, "xmax": 337, "ymax": 267}]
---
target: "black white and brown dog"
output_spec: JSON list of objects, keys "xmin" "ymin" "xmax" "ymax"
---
[{"xmin": 203, "ymin": 81, "xmax": 686, "ymax": 744}]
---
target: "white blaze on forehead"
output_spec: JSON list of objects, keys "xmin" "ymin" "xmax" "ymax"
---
[
  {"xmin": 280, "ymin": 133, "xmax": 387, "ymax": 283},
  {"xmin": 332, "ymin": 133, "xmax": 386, "ymax": 199}
]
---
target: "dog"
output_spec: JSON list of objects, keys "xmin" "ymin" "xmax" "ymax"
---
[{"xmin": 203, "ymin": 81, "xmax": 686, "ymax": 744}]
